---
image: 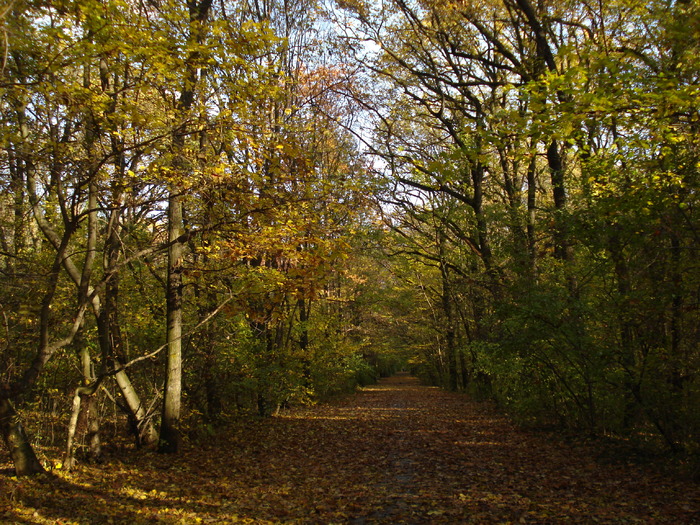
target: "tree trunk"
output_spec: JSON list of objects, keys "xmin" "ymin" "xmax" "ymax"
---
[
  {"xmin": 104, "ymin": 201, "xmax": 158, "ymax": 446},
  {"xmin": 511, "ymin": 0, "xmax": 571, "ymax": 265},
  {"xmin": 438, "ymin": 229, "xmax": 457, "ymax": 391},
  {"xmin": 160, "ymin": 189, "xmax": 184, "ymax": 453},
  {"xmin": 8, "ymin": 152, "xmax": 26, "ymax": 277},
  {"xmin": 471, "ymin": 159, "xmax": 493, "ymax": 273},
  {"xmin": 115, "ymin": 369, "xmax": 156, "ymax": 445},
  {"xmin": 0, "ymin": 398, "xmax": 44, "ymax": 476},
  {"xmin": 65, "ymin": 333, "xmax": 102, "ymax": 469},
  {"xmin": 298, "ymin": 296, "xmax": 312, "ymax": 386},
  {"xmin": 64, "ymin": 387, "xmax": 88, "ymax": 470},
  {"xmin": 159, "ymin": 0, "xmax": 214, "ymax": 453},
  {"xmin": 547, "ymin": 139, "xmax": 571, "ymax": 261},
  {"xmin": 669, "ymin": 233, "xmax": 683, "ymax": 392},
  {"xmin": 499, "ymin": 147, "xmax": 530, "ymax": 272},
  {"xmin": 526, "ymin": 153, "xmax": 538, "ymax": 277}
]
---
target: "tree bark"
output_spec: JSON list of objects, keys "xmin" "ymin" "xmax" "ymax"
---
[
  {"xmin": 160, "ymin": 188, "xmax": 184, "ymax": 453},
  {"xmin": 526, "ymin": 153, "xmax": 538, "ymax": 277},
  {"xmin": 64, "ymin": 330, "xmax": 103, "ymax": 469},
  {"xmin": 547, "ymin": 139, "xmax": 570, "ymax": 261},
  {"xmin": 159, "ymin": 0, "xmax": 213, "ymax": 453},
  {"xmin": 64, "ymin": 386, "xmax": 93, "ymax": 470},
  {"xmin": 438, "ymin": 228, "xmax": 457, "ymax": 390},
  {"xmin": 0, "ymin": 398, "xmax": 44, "ymax": 476}
]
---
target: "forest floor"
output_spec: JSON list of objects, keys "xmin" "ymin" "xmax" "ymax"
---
[{"xmin": 1, "ymin": 374, "xmax": 699, "ymax": 524}]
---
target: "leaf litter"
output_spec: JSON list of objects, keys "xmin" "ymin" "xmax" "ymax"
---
[{"xmin": 1, "ymin": 374, "xmax": 699, "ymax": 523}]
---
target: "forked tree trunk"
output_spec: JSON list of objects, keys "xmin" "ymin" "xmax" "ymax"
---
[
  {"xmin": 115, "ymin": 369, "xmax": 157, "ymax": 446},
  {"xmin": 64, "ymin": 385, "xmax": 102, "ymax": 470},
  {"xmin": 64, "ymin": 388, "xmax": 87, "ymax": 470},
  {"xmin": 65, "ymin": 334, "xmax": 103, "ymax": 469}
]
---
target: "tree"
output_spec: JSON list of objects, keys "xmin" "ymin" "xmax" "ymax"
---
[{"xmin": 332, "ymin": 0, "xmax": 700, "ymax": 450}]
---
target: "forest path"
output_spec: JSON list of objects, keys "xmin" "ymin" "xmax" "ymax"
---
[{"xmin": 2, "ymin": 373, "xmax": 699, "ymax": 523}]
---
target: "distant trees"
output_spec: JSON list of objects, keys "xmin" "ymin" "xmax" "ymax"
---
[{"xmin": 336, "ymin": 0, "xmax": 700, "ymax": 452}]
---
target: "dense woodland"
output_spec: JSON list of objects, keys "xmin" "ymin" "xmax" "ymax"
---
[{"xmin": 0, "ymin": 0, "xmax": 698, "ymax": 478}]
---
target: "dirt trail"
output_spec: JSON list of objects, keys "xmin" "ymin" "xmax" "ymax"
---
[
  {"xmin": 271, "ymin": 374, "xmax": 699, "ymax": 523},
  {"xmin": 2, "ymin": 373, "xmax": 699, "ymax": 523}
]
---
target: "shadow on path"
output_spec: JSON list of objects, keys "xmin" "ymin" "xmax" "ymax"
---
[{"xmin": 2, "ymin": 373, "xmax": 699, "ymax": 523}]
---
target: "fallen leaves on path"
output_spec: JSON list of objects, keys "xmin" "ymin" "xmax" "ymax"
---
[{"xmin": 1, "ymin": 374, "xmax": 698, "ymax": 523}]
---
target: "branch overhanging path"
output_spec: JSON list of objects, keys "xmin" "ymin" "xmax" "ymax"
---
[{"xmin": 2, "ymin": 375, "xmax": 699, "ymax": 523}]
